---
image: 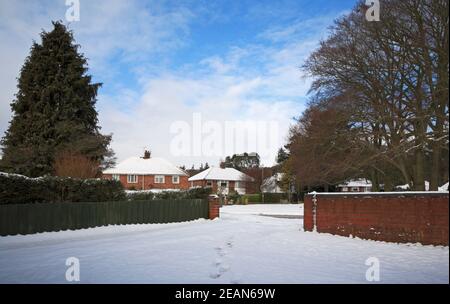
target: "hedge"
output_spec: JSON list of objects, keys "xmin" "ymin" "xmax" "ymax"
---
[
  {"xmin": 241, "ymin": 193, "xmax": 262, "ymax": 204},
  {"xmin": 0, "ymin": 172, "xmax": 126, "ymax": 204},
  {"xmin": 262, "ymin": 192, "xmax": 289, "ymax": 203},
  {"xmin": 126, "ymin": 187, "xmax": 212, "ymax": 201},
  {"xmin": 240, "ymin": 193, "xmax": 289, "ymax": 204}
]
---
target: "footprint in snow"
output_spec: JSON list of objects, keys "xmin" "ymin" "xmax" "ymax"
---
[{"xmin": 210, "ymin": 240, "xmax": 234, "ymax": 279}]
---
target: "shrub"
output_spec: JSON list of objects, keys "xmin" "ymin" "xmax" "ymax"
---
[
  {"xmin": 126, "ymin": 187, "xmax": 212, "ymax": 201},
  {"xmin": 125, "ymin": 191, "xmax": 155, "ymax": 201},
  {"xmin": 0, "ymin": 172, "xmax": 125, "ymax": 204},
  {"xmin": 241, "ymin": 193, "xmax": 262, "ymax": 204},
  {"xmin": 228, "ymin": 191, "xmax": 242, "ymax": 205},
  {"xmin": 262, "ymin": 192, "xmax": 289, "ymax": 203}
]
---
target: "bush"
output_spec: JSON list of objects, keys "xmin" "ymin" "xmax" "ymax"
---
[
  {"xmin": 241, "ymin": 193, "xmax": 262, "ymax": 204},
  {"xmin": 126, "ymin": 191, "xmax": 155, "ymax": 201},
  {"xmin": 262, "ymin": 192, "xmax": 288, "ymax": 203},
  {"xmin": 0, "ymin": 172, "xmax": 125, "ymax": 204},
  {"xmin": 126, "ymin": 187, "xmax": 212, "ymax": 201},
  {"xmin": 228, "ymin": 191, "xmax": 242, "ymax": 205},
  {"xmin": 239, "ymin": 193, "xmax": 290, "ymax": 204}
]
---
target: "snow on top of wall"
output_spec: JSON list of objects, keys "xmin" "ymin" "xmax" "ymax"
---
[
  {"xmin": 396, "ymin": 181, "xmax": 431, "ymax": 191},
  {"xmin": 439, "ymin": 182, "xmax": 449, "ymax": 192},
  {"xmin": 188, "ymin": 167, "xmax": 253, "ymax": 182},
  {"xmin": 103, "ymin": 157, "xmax": 188, "ymax": 176},
  {"xmin": 308, "ymin": 191, "xmax": 448, "ymax": 196}
]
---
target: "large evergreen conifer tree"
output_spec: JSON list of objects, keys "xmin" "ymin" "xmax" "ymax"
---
[{"xmin": 1, "ymin": 21, "xmax": 114, "ymax": 177}]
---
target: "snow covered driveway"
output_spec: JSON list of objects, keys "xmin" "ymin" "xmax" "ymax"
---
[{"xmin": 0, "ymin": 204, "xmax": 448, "ymax": 284}]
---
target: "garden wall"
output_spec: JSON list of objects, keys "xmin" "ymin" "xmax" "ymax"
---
[
  {"xmin": 304, "ymin": 192, "xmax": 449, "ymax": 246},
  {"xmin": 0, "ymin": 199, "xmax": 209, "ymax": 236}
]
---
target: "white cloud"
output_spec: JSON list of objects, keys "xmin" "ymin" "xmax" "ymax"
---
[
  {"xmin": 98, "ymin": 66, "xmax": 304, "ymax": 167},
  {"xmin": 0, "ymin": 1, "xmax": 345, "ymax": 167},
  {"xmin": 0, "ymin": 0, "xmax": 194, "ymax": 150}
]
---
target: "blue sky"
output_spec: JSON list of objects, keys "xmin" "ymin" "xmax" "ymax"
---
[{"xmin": 0, "ymin": 0, "xmax": 355, "ymax": 167}]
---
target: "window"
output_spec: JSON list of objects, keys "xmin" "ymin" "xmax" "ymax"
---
[
  {"xmin": 235, "ymin": 181, "xmax": 243, "ymax": 189},
  {"xmin": 172, "ymin": 176, "xmax": 180, "ymax": 184},
  {"xmin": 155, "ymin": 175, "xmax": 165, "ymax": 184},
  {"xmin": 219, "ymin": 181, "xmax": 228, "ymax": 188},
  {"xmin": 127, "ymin": 175, "xmax": 137, "ymax": 184},
  {"xmin": 351, "ymin": 187, "xmax": 359, "ymax": 192},
  {"xmin": 206, "ymin": 181, "xmax": 213, "ymax": 187},
  {"xmin": 112, "ymin": 174, "xmax": 120, "ymax": 181}
]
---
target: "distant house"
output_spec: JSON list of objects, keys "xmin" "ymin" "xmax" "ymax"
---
[
  {"xmin": 188, "ymin": 167, "xmax": 254, "ymax": 195},
  {"xmin": 337, "ymin": 179, "xmax": 372, "ymax": 192},
  {"xmin": 261, "ymin": 173, "xmax": 285, "ymax": 193},
  {"xmin": 103, "ymin": 151, "xmax": 189, "ymax": 190}
]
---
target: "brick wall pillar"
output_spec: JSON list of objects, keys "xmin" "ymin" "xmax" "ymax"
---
[
  {"xmin": 208, "ymin": 198, "xmax": 220, "ymax": 220},
  {"xmin": 303, "ymin": 195, "xmax": 314, "ymax": 231}
]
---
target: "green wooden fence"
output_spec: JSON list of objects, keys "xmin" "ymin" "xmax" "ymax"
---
[{"xmin": 0, "ymin": 199, "xmax": 209, "ymax": 236}]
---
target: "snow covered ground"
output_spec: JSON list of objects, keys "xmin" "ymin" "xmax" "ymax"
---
[{"xmin": 0, "ymin": 204, "xmax": 448, "ymax": 284}]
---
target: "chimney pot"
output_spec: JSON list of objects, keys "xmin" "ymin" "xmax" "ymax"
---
[{"xmin": 143, "ymin": 150, "xmax": 151, "ymax": 159}]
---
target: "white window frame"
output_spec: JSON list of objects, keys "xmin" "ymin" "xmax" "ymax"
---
[
  {"xmin": 172, "ymin": 176, "xmax": 180, "ymax": 184},
  {"xmin": 155, "ymin": 175, "xmax": 165, "ymax": 184},
  {"xmin": 219, "ymin": 181, "xmax": 228, "ymax": 189},
  {"xmin": 112, "ymin": 174, "xmax": 120, "ymax": 181},
  {"xmin": 127, "ymin": 175, "xmax": 138, "ymax": 184}
]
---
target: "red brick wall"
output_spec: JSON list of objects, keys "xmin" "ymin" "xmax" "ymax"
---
[
  {"xmin": 103, "ymin": 174, "xmax": 189, "ymax": 190},
  {"xmin": 304, "ymin": 193, "xmax": 449, "ymax": 246}
]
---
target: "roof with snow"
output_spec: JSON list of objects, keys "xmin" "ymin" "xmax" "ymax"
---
[
  {"xmin": 188, "ymin": 167, "xmax": 254, "ymax": 182},
  {"xmin": 261, "ymin": 173, "xmax": 285, "ymax": 193},
  {"xmin": 103, "ymin": 157, "xmax": 188, "ymax": 176},
  {"xmin": 337, "ymin": 179, "xmax": 372, "ymax": 188}
]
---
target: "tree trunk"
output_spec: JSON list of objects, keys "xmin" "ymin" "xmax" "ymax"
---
[
  {"xmin": 413, "ymin": 149, "xmax": 426, "ymax": 191},
  {"xmin": 370, "ymin": 169, "xmax": 380, "ymax": 192},
  {"xmin": 430, "ymin": 143, "xmax": 441, "ymax": 191}
]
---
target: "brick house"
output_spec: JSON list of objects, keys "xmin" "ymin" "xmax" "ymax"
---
[
  {"xmin": 337, "ymin": 179, "xmax": 372, "ymax": 192},
  {"xmin": 103, "ymin": 152, "xmax": 189, "ymax": 190},
  {"xmin": 188, "ymin": 167, "xmax": 254, "ymax": 195}
]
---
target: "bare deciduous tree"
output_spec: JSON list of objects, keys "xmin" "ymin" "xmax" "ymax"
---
[{"xmin": 53, "ymin": 150, "xmax": 100, "ymax": 179}]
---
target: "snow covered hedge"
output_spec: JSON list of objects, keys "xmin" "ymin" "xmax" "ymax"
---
[
  {"xmin": 0, "ymin": 172, "xmax": 126, "ymax": 204},
  {"xmin": 126, "ymin": 187, "xmax": 212, "ymax": 201}
]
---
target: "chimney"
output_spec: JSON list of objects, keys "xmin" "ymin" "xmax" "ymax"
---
[{"xmin": 143, "ymin": 150, "xmax": 151, "ymax": 159}]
